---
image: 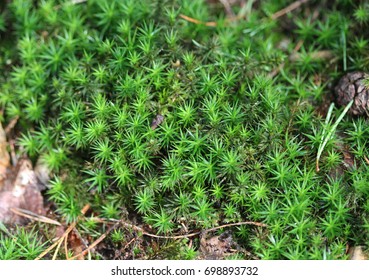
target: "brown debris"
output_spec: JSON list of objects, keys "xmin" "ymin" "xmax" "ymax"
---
[
  {"xmin": 4, "ymin": 116, "xmax": 19, "ymax": 135},
  {"xmin": 289, "ymin": 50, "xmax": 334, "ymax": 62},
  {"xmin": 0, "ymin": 123, "xmax": 10, "ymax": 183},
  {"xmin": 199, "ymin": 231, "xmax": 237, "ymax": 260},
  {"xmin": 34, "ymin": 157, "xmax": 51, "ymax": 188},
  {"xmin": 151, "ymin": 114, "xmax": 164, "ymax": 129},
  {"xmin": 10, "ymin": 207, "xmax": 60, "ymax": 225},
  {"xmin": 335, "ymin": 71, "xmax": 369, "ymax": 116},
  {"xmin": 67, "ymin": 229, "xmax": 86, "ymax": 260},
  {"xmin": 0, "ymin": 122, "xmax": 46, "ymax": 225},
  {"xmin": 271, "ymin": 0, "xmax": 310, "ymax": 20},
  {"xmin": 36, "ymin": 204, "xmax": 90, "ymax": 260},
  {"xmin": 0, "ymin": 158, "xmax": 46, "ymax": 224},
  {"xmin": 342, "ymin": 144, "xmax": 355, "ymax": 169},
  {"xmin": 348, "ymin": 246, "xmax": 368, "ymax": 260}
]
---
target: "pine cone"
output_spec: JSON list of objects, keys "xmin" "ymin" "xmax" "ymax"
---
[{"xmin": 334, "ymin": 71, "xmax": 369, "ymax": 116}]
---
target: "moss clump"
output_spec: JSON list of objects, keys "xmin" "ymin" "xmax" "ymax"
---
[
  {"xmin": 0, "ymin": 226, "xmax": 47, "ymax": 260},
  {"xmin": 1, "ymin": 0, "xmax": 369, "ymax": 259}
]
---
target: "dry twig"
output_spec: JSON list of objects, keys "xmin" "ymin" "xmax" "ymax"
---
[
  {"xmin": 219, "ymin": 0, "xmax": 235, "ymax": 17},
  {"xmin": 35, "ymin": 204, "xmax": 90, "ymax": 260},
  {"xmin": 268, "ymin": 39, "xmax": 304, "ymax": 78},
  {"xmin": 180, "ymin": 0, "xmax": 309, "ymax": 28},
  {"xmin": 4, "ymin": 116, "xmax": 19, "ymax": 135},
  {"xmin": 69, "ymin": 220, "xmax": 266, "ymax": 260},
  {"xmin": 364, "ymin": 156, "xmax": 369, "ymax": 165},
  {"xmin": 179, "ymin": 14, "xmax": 218, "ymax": 27},
  {"xmin": 10, "ymin": 207, "xmax": 61, "ymax": 226},
  {"xmin": 69, "ymin": 220, "xmax": 122, "ymax": 260},
  {"xmin": 271, "ymin": 0, "xmax": 310, "ymax": 20}
]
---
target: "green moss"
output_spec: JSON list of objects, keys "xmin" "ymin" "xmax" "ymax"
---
[
  {"xmin": 0, "ymin": 226, "xmax": 47, "ymax": 260},
  {"xmin": 1, "ymin": 0, "xmax": 369, "ymax": 259}
]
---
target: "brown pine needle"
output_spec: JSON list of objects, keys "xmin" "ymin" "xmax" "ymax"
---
[
  {"xmin": 36, "ymin": 221, "xmax": 76, "ymax": 260},
  {"xmin": 179, "ymin": 12, "xmax": 246, "ymax": 27},
  {"xmin": 4, "ymin": 116, "xmax": 19, "ymax": 134},
  {"xmin": 180, "ymin": 0, "xmax": 310, "ymax": 28},
  {"xmin": 122, "ymin": 237, "xmax": 138, "ymax": 251},
  {"xmin": 179, "ymin": 14, "xmax": 218, "ymax": 27},
  {"xmin": 70, "ymin": 220, "xmax": 267, "ymax": 260},
  {"xmin": 64, "ymin": 235, "xmax": 69, "ymax": 260},
  {"xmin": 10, "ymin": 208, "xmax": 61, "ymax": 226},
  {"xmin": 69, "ymin": 220, "xmax": 122, "ymax": 260},
  {"xmin": 271, "ymin": 0, "xmax": 310, "ymax": 20},
  {"xmin": 135, "ymin": 221, "xmax": 268, "ymax": 239},
  {"xmin": 219, "ymin": 0, "xmax": 235, "ymax": 17},
  {"xmin": 35, "ymin": 204, "xmax": 90, "ymax": 260},
  {"xmin": 364, "ymin": 156, "xmax": 369, "ymax": 165},
  {"xmin": 268, "ymin": 39, "xmax": 304, "ymax": 78},
  {"xmin": 52, "ymin": 237, "xmax": 64, "ymax": 260}
]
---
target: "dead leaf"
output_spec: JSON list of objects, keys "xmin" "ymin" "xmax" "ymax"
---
[
  {"xmin": 0, "ymin": 158, "xmax": 46, "ymax": 224},
  {"xmin": 68, "ymin": 229, "xmax": 86, "ymax": 260},
  {"xmin": 342, "ymin": 145, "xmax": 355, "ymax": 169},
  {"xmin": 34, "ymin": 157, "xmax": 50, "ymax": 189},
  {"xmin": 151, "ymin": 114, "xmax": 164, "ymax": 129},
  {"xmin": 348, "ymin": 246, "xmax": 368, "ymax": 260},
  {"xmin": 199, "ymin": 231, "xmax": 236, "ymax": 260}
]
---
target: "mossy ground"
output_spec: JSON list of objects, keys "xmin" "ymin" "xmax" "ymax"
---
[{"xmin": 1, "ymin": 0, "xmax": 369, "ymax": 260}]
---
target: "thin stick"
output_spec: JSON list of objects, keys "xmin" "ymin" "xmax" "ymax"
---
[
  {"xmin": 35, "ymin": 204, "xmax": 90, "ymax": 260},
  {"xmin": 123, "ymin": 237, "xmax": 138, "ymax": 251},
  {"xmin": 35, "ymin": 234, "xmax": 64, "ymax": 260},
  {"xmin": 64, "ymin": 235, "xmax": 69, "ymax": 260},
  {"xmin": 10, "ymin": 208, "xmax": 61, "ymax": 226},
  {"xmin": 268, "ymin": 39, "xmax": 304, "ymax": 78},
  {"xmin": 73, "ymin": 228, "xmax": 91, "ymax": 260},
  {"xmin": 9, "ymin": 139, "xmax": 17, "ymax": 167},
  {"xmin": 179, "ymin": 14, "xmax": 218, "ymax": 27},
  {"xmin": 70, "ymin": 220, "xmax": 266, "ymax": 260},
  {"xmin": 271, "ymin": 0, "xmax": 310, "ymax": 20},
  {"xmin": 36, "ymin": 221, "xmax": 76, "ymax": 260},
  {"xmin": 219, "ymin": 0, "xmax": 235, "ymax": 17},
  {"xmin": 203, "ymin": 221, "xmax": 267, "ymax": 233},
  {"xmin": 294, "ymin": 39, "xmax": 304, "ymax": 52},
  {"xmin": 238, "ymin": 248, "xmax": 260, "ymax": 260},
  {"xmin": 180, "ymin": 0, "xmax": 308, "ymax": 28},
  {"xmin": 52, "ymin": 238, "xmax": 64, "ymax": 260},
  {"xmin": 69, "ymin": 220, "xmax": 122, "ymax": 260},
  {"xmin": 123, "ymin": 220, "xmax": 267, "ymax": 239},
  {"xmin": 364, "ymin": 156, "xmax": 369, "ymax": 165},
  {"xmin": 4, "ymin": 116, "xmax": 19, "ymax": 135}
]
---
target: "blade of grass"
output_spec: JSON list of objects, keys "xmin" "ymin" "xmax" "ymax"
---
[
  {"xmin": 341, "ymin": 28, "xmax": 347, "ymax": 71},
  {"xmin": 316, "ymin": 100, "xmax": 353, "ymax": 171},
  {"xmin": 324, "ymin": 102, "xmax": 335, "ymax": 128}
]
